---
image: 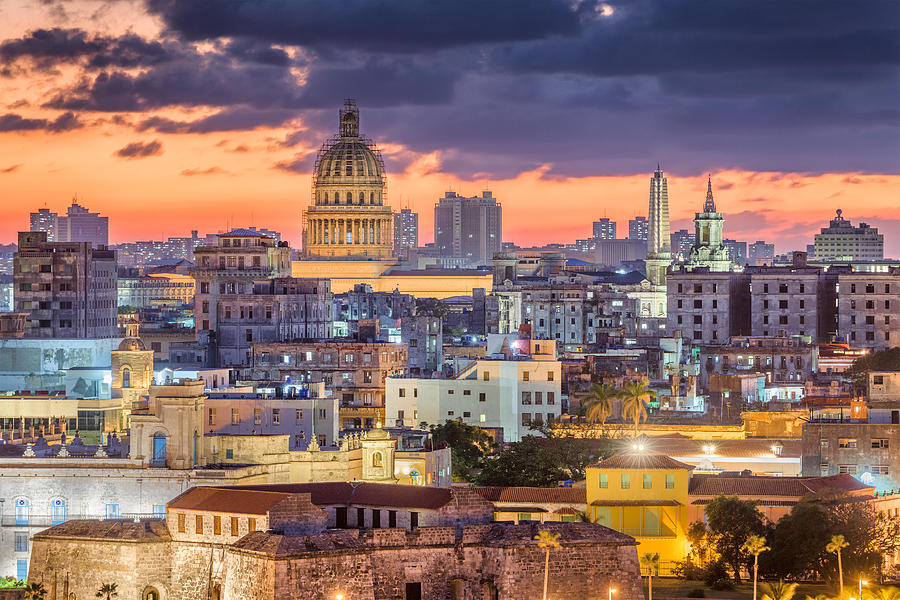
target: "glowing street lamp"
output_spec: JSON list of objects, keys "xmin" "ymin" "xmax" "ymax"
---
[
  {"xmin": 859, "ymin": 579, "xmax": 867, "ymax": 599},
  {"xmin": 609, "ymin": 587, "xmax": 617, "ymax": 600}
]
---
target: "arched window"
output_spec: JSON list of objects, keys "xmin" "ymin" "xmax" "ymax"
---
[
  {"xmin": 14, "ymin": 498, "xmax": 29, "ymax": 525},
  {"xmin": 50, "ymin": 498, "xmax": 67, "ymax": 525},
  {"xmin": 323, "ymin": 192, "xmax": 328, "ymax": 204},
  {"xmin": 346, "ymin": 192, "xmax": 353, "ymax": 204},
  {"xmin": 359, "ymin": 192, "xmax": 365, "ymax": 204},
  {"xmin": 142, "ymin": 587, "xmax": 161, "ymax": 600},
  {"xmin": 370, "ymin": 192, "xmax": 375, "ymax": 204},
  {"xmin": 372, "ymin": 452, "xmax": 383, "ymax": 468},
  {"xmin": 122, "ymin": 367, "xmax": 131, "ymax": 388}
]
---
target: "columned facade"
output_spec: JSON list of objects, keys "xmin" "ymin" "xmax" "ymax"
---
[{"xmin": 304, "ymin": 100, "xmax": 393, "ymax": 259}]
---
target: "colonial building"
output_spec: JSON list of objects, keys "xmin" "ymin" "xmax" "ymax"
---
[
  {"xmin": 834, "ymin": 269, "xmax": 900, "ymax": 350},
  {"xmin": 686, "ymin": 177, "xmax": 731, "ymax": 272},
  {"xmin": 304, "ymin": 100, "xmax": 394, "ymax": 259},
  {"xmin": 29, "ymin": 484, "xmax": 643, "ymax": 600}
]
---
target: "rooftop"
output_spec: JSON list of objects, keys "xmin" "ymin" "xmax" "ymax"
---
[
  {"xmin": 472, "ymin": 486, "xmax": 586, "ymax": 504},
  {"xmin": 591, "ymin": 453, "xmax": 695, "ymax": 470},
  {"xmin": 34, "ymin": 519, "xmax": 170, "ymax": 542},
  {"xmin": 688, "ymin": 473, "xmax": 872, "ymax": 497}
]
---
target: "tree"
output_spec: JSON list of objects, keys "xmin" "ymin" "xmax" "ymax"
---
[
  {"xmin": 742, "ymin": 535, "xmax": 770, "ymax": 600},
  {"xmin": 704, "ymin": 496, "xmax": 767, "ymax": 582},
  {"xmin": 428, "ymin": 420, "xmax": 496, "ymax": 481},
  {"xmin": 620, "ymin": 379, "xmax": 654, "ymax": 437},
  {"xmin": 640, "ymin": 552, "xmax": 660, "ymax": 600},
  {"xmin": 535, "ymin": 530, "xmax": 562, "ymax": 600},
  {"xmin": 583, "ymin": 383, "xmax": 621, "ymax": 425},
  {"xmin": 24, "ymin": 583, "xmax": 47, "ymax": 600},
  {"xmin": 415, "ymin": 298, "xmax": 449, "ymax": 319},
  {"xmin": 827, "ymin": 535, "xmax": 849, "ymax": 600},
  {"xmin": 475, "ymin": 436, "xmax": 608, "ymax": 487},
  {"xmin": 96, "ymin": 583, "xmax": 118, "ymax": 599},
  {"xmin": 844, "ymin": 347, "xmax": 900, "ymax": 389},
  {"xmin": 762, "ymin": 580, "xmax": 799, "ymax": 600}
]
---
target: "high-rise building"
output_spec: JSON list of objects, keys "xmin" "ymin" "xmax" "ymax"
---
[
  {"xmin": 58, "ymin": 201, "xmax": 109, "ymax": 247},
  {"xmin": 748, "ymin": 241, "xmax": 775, "ymax": 264},
  {"xmin": 592, "ymin": 218, "xmax": 616, "ymax": 240},
  {"xmin": 393, "ymin": 208, "xmax": 418, "ymax": 255},
  {"xmin": 30, "ymin": 208, "xmax": 59, "ymax": 242},
  {"xmin": 670, "ymin": 230, "xmax": 695, "ymax": 263},
  {"xmin": 628, "ymin": 216, "xmax": 648, "ymax": 242},
  {"xmin": 645, "ymin": 166, "xmax": 671, "ymax": 286},
  {"xmin": 813, "ymin": 209, "xmax": 883, "ymax": 262},
  {"xmin": 303, "ymin": 100, "xmax": 393, "ymax": 259},
  {"xmin": 434, "ymin": 191, "xmax": 502, "ymax": 267},
  {"xmin": 723, "ymin": 239, "xmax": 747, "ymax": 266},
  {"xmin": 13, "ymin": 231, "xmax": 117, "ymax": 338},
  {"xmin": 686, "ymin": 177, "xmax": 731, "ymax": 272}
]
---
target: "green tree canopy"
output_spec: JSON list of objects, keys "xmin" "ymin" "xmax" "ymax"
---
[
  {"xmin": 702, "ymin": 495, "xmax": 768, "ymax": 582},
  {"xmin": 428, "ymin": 420, "xmax": 496, "ymax": 482},
  {"xmin": 475, "ymin": 435, "xmax": 610, "ymax": 487},
  {"xmin": 415, "ymin": 297, "xmax": 450, "ymax": 319},
  {"xmin": 844, "ymin": 347, "xmax": 900, "ymax": 388}
]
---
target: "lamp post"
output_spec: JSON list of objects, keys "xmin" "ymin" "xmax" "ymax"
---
[
  {"xmin": 859, "ymin": 579, "xmax": 867, "ymax": 600},
  {"xmin": 609, "ymin": 587, "xmax": 617, "ymax": 600}
]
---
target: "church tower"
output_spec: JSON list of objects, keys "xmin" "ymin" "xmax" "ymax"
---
[
  {"xmin": 645, "ymin": 165, "xmax": 672, "ymax": 286},
  {"xmin": 111, "ymin": 319, "xmax": 154, "ymax": 429},
  {"xmin": 687, "ymin": 176, "xmax": 731, "ymax": 272}
]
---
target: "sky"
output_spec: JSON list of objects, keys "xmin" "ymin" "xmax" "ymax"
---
[{"xmin": 0, "ymin": 0, "xmax": 898, "ymax": 255}]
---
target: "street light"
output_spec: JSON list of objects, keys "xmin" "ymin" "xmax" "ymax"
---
[
  {"xmin": 336, "ymin": 595, "xmax": 344, "ymax": 600},
  {"xmin": 609, "ymin": 587, "xmax": 617, "ymax": 600},
  {"xmin": 859, "ymin": 579, "xmax": 867, "ymax": 600}
]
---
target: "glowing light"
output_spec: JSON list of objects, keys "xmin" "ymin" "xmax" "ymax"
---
[
  {"xmin": 703, "ymin": 444, "xmax": 716, "ymax": 455},
  {"xmin": 598, "ymin": 3, "xmax": 615, "ymax": 17}
]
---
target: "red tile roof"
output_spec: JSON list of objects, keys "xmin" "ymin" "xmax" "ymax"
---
[
  {"xmin": 167, "ymin": 487, "xmax": 293, "ymax": 515},
  {"xmin": 471, "ymin": 486, "xmax": 586, "ymax": 504},
  {"xmin": 688, "ymin": 473, "xmax": 873, "ymax": 497},
  {"xmin": 643, "ymin": 437, "xmax": 803, "ymax": 458},
  {"xmin": 591, "ymin": 453, "xmax": 695, "ymax": 470},
  {"xmin": 228, "ymin": 481, "xmax": 454, "ymax": 510}
]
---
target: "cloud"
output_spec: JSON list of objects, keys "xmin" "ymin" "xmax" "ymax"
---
[
  {"xmin": 136, "ymin": 106, "xmax": 298, "ymax": 133},
  {"xmin": 0, "ymin": 111, "xmax": 82, "ymax": 133},
  {"xmin": 180, "ymin": 166, "xmax": 228, "ymax": 176},
  {"xmin": 0, "ymin": 164, "xmax": 20, "ymax": 174},
  {"xmin": 146, "ymin": 0, "xmax": 594, "ymax": 52},
  {"xmin": 114, "ymin": 139, "xmax": 163, "ymax": 159}
]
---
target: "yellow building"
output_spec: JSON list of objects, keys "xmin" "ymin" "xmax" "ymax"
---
[{"xmin": 586, "ymin": 453, "xmax": 693, "ymax": 567}]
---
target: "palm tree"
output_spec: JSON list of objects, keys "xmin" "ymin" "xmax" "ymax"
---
[
  {"xmin": 96, "ymin": 583, "xmax": 118, "ymax": 600},
  {"xmin": 742, "ymin": 534, "xmax": 771, "ymax": 600},
  {"xmin": 24, "ymin": 582, "xmax": 47, "ymax": 600},
  {"xmin": 620, "ymin": 379, "xmax": 654, "ymax": 437},
  {"xmin": 640, "ymin": 552, "xmax": 660, "ymax": 600},
  {"xmin": 762, "ymin": 580, "xmax": 799, "ymax": 600},
  {"xmin": 583, "ymin": 383, "xmax": 621, "ymax": 425},
  {"xmin": 534, "ymin": 529, "xmax": 562, "ymax": 600},
  {"xmin": 826, "ymin": 535, "xmax": 849, "ymax": 600},
  {"xmin": 867, "ymin": 587, "xmax": 900, "ymax": 600}
]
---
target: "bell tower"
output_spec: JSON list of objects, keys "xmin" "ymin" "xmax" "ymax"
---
[
  {"xmin": 111, "ymin": 319, "xmax": 154, "ymax": 429},
  {"xmin": 687, "ymin": 176, "xmax": 731, "ymax": 272},
  {"xmin": 360, "ymin": 428, "xmax": 398, "ymax": 483},
  {"xmin": 340, "ymin": 99, "xmax": 359, "ymax": 138}
]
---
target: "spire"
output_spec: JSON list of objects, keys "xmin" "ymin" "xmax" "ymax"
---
[{"xmin": 704, "ymin": 174, "xmax": 716, "ymax": 212}]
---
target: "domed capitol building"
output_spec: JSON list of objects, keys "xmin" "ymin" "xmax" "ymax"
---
[{"xmin": 304, "ymin": 99, "xmax": 393, "ymax": 259}]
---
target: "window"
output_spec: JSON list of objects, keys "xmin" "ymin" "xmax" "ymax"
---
[
  {"xmin": 872, "ymin": 439, "xmax": 889, "ymax": 449},
  {"xmin": 872, "ymin": 465, "xmax": 889, "ymax": 475},
  {"xmin": 621, "ymin": 473, "xmax": 630, "ymax": 489},
  {"xmin": 17, "ymin": 560, "xmax": 27, "ymax": 582},
  {"xmin": 208, "ymin": 408, "xmax": 216, "ymax": 426},
  {"xmin": 547, "ymin": 392, "xmax": 555, "ymax": 405},
  {"xmin": 666, "ymin": 474, "xmax": 675, "ymax": 489},
  {"xmin": 272, "ymin": 408, "xmax": 280, "ymax": 424},
  {"xmin": 254, "ymin": 408, "xmax": 262, "ymax": 425},
  {"xmin": 523, "ymin": 371, "xmax": 530, "ymax": 381},
  {"xmin": 463, "ymin": 412, "xmax": 471, "ymax": 418},
  {"xmin": 213, "ymin": 515, "xmax": 221, "ymax": 535},
  {"xmin": 106, "ymin": 504, "xmax": 119, "ymax": 519},
  {"xmin": 599, "ymin": 473, "xmax": 608, "ymax": 488},
  {"xmin": 838, "ymin": 465, "xmax": 857, "ymax": 474},
  {"xmin": 121, "ymin": 367, "xmax": 131, "ymax": 388},
  {"xmin": 479, "ymin": 393, "xmax": 486, "ymax": 402},
  {"xmin": 482, "ymin": 371, "xmax": 490, "ymax": 381},
  {"xmin": 521, "ymin": 413, "xmax": 531, "ymax": 426},
  {"xmin": 195, "ymin": 514, "xmax": 203, "ymax": 534},
  {"xmin": 410, "ymin": 511, "xmax": 419, "ymax": 528},
  {"xmin": 225, "ymin": 449, "xmax": 234, "ymax": 459},
  {"xmin": 15, "ymin": 533, "xmax": 27, "ymax": 553},
  {"xmin": 399, "ymin": 388, "xmax": 406, "ymax": 398},
  {"xmin": 838, "ymin": 438, "xmax": 857, "ymax": 449},
  {"xmin": 152, "ymin": 505, "xmax": 166, "ymax": 519},
  {"xmin": 248, "ymin": 518, "xmax": 256, "ymax": 532},
  {"xmin": 522, "ymin": 391, "xmax": 532, "ymax": 405},
  {"xmin": 547, "ymin": 371, "xmax": 554, "ymax": 381},
  {"xmin": 372, "ymin": 509, "xmax": 381, "ymax": 528},
  {"xmin": 231, "ymin": 516, "xmax": 239, "ymax": 536},
  {"xmin": 643, "ymin": 473, "xmax": 652, "ymax": 489},
  {"xmin": 231, "ymin": 408, "xmax": 240, "ymax": 425},
  {"xmin": 178, "ymin": 513, "xmax": 186, "ymax": 532}
]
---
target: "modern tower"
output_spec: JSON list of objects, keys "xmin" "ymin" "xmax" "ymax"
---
[
  {"xmin": 645, "ymin": 166, "xmax": 671, "ymax": 286},
  {"xmin": 628, "ymin": 216, "xmax": 648, "ymax": 242},
  {"xmin": 687, "ymin": 177, "xmax": 731, "ymax": 272},
  {"xmin": 434, "ymin": 191, "xmax": 502, "ymax": 267},
  {"xmin": 393, "ymin": 208, "xmax": 419, "ymax": 256},
  {"xmin": 592, "ymin": 218, "xmax": 616, "ymax": 240},
  {"xmin": 304, "ymin": 100, "xmax": 393, "ymax": 259},
  {"xmin": 58, "ymin": 201, "xmax": 109, "ymax": 247},
  {"xmin": 30, "ymin": 208, "xmax": 59, "ymax": 242},
  {"xmin": 812, "ymin": 209, "xmax": 883, "ymax": 262}
]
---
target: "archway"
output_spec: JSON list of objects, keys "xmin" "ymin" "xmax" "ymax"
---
[{"xmin": 142, "ymin": 586, "xmax": 161, "ymax": 600}]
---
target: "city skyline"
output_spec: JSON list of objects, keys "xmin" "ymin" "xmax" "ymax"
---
[{"xmin": 0, "ymin": 1, "xmax": 898, "ymax": 255}]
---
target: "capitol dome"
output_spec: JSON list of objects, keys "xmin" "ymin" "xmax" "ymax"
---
[
  {"xmin": 304, "ymin": 99, "xmax": 393, "ymax": 259},
  {"xmin": 117, "ymin": 337, "xmax": 146, "ymax": 352}
]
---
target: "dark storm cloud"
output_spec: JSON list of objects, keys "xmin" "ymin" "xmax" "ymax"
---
[
  {"xmin": 223, "ymin": 39, "xmax": 291, "ymax": 66},
  {"xmin": 146, "ymin": 0, "xmax": 596, "ymax": 52},
  {"xmin": 114, "ymin": 139, "xmax": 163, "ymax": 159},
  {"xmin": 136, "ymin": 107, "xmax": 298, "ymax": 133},
  {"xmin": 0, "ymin": 111, "xmax": 82, "ymax": 132},
  {"xmin": 0, "ymin": 28, "xmax": 178, "ymax": 70}
]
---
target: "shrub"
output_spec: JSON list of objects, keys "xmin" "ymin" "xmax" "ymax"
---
[
  {"xmin": 703, "ymin": 558, "xmax": 735, "ymax": 591},
  {"xmin": 673, "ymin": 559, "xmax": 705, "ymax": 581},
  {"xmin": 686, "ymin": 589, "xmax": 706, "ymax": 598}
]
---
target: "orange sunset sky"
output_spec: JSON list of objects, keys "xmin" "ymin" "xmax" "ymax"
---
[{"xmin": 1, "ymin": 0, "xmax": 898, "ymax": 255}]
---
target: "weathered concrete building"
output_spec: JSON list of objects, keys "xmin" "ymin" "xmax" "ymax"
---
[
  {"xmin": 13, "ymin": 231, "xmax": 117, "ymax": 339},
  {"xmin": 29, "ymin": 484, "xmax": 642, "ymax": 600},
  {"xmin": 834, "ymin": 269, "xmax": 900, "ymax": 350},
  {"xmin": 667, "ymin": 270, "xmax": 749, "ymax": 345},
  {"xmin": 249, "ymin": 340, "xmax": 408, "ymax": 430}
]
